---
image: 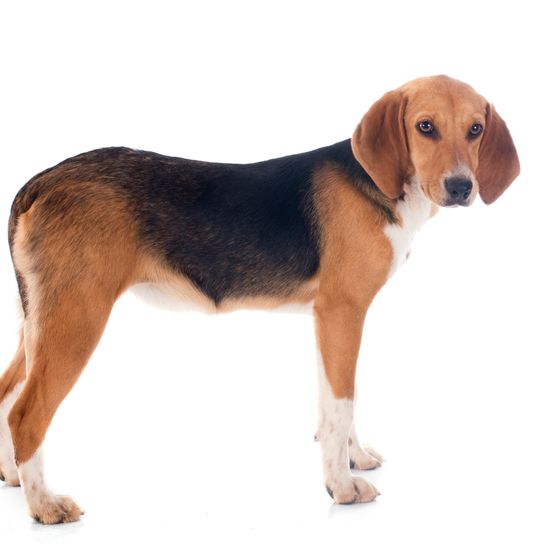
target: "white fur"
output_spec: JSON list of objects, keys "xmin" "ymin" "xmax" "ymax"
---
[
  {"xmin": 385, "ymin": 180, "xmax": 434, "ymax": 278},
  {"xmin": 317, "ymin": 353, "xmax": 353, "ymax": 484},
  {"xmin": 447, "ymin": 163, "xmax": 475, "ymax": 181},
  {"xmin": 18, "ymin": 447, "xmax": 47, "ymax": 501},
  {"xmin": 0, "ymin": 383, "xmax": 23, "ymax": 485},
  {"xmin": 18, "ymin": 448, "xmax": 56, "ymax": 517},
  {"xmin": 349, "ymin": 425, "xmax": 383, "ymax": 470},
  {"xmin": 18, "ymin": 447, "xmax": 82, "ymax": 522},
  {"xmin": 131, "ymin": 281, "xmax": 315, "ymax": 315},
  {"xmin": 130, "ymin": 282, "xmax": 209, "ymax": 313},
  {"xmin": 316, "ymin": 353, "xmax": 378, "ymax": 503}
]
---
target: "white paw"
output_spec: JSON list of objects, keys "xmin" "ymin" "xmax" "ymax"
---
[
  {"xmin": 0, "ymin": 462, "xmax": 20, "ymax": 486},
  {"xmin": 28, "ymin": 494, "xmax": 84, "ymax": 524},
  {"xmin": 326, "ymin": 476, "xmax": 380, "ymax": 504},
  {"xmin": 349, "ymin": 442, "xmax": 384, "ymax": 470}
]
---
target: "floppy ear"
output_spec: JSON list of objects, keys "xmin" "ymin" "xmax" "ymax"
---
[
  {"xmin": 477, "ymin": 104, "xmax": 520, "ymax": 204},
  {"xmin": 351, "ymin": 90, "xmax": 411, "ymax": 199}
]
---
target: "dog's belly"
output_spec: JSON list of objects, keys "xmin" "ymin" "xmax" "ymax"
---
[{"xmin": 131, "ymin": 269, "xmax": 318, "ymax": 315}]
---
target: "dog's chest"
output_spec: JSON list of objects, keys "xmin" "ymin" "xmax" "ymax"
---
[{"xmin": 384, "ymin": 184, "xmax": 434, "ymax": 278}]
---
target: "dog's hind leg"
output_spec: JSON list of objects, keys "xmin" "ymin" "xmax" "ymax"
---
[
  {"xmin": 6, "ymin": 181, "xmax": 140, "ymax": 523},
  {"xmin": 8, "ymin": 286, "xmax": 114, "ymax": 524},
  {"xmin": 0, "ymin": 331, "xmax": 26, "ymax": 486}
]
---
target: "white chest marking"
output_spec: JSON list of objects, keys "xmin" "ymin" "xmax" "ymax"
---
[{"xmin": 384, "ymin": 182, "xmax": 434, "ymax": 278}]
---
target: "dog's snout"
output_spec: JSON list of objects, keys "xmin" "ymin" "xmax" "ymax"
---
[{"xmin": 444, "ymin": 177, "xmax": 473, "ymax": 205}]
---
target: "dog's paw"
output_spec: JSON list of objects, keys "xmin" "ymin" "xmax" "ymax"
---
[
  {"xmin": 349, "ymin": 443, "xmax": 383, "ymax": 470},
  {"xmin": 29, "ymin": 494, "xmax": 84, "ymax": 525},
  {"xmin": 0, "ymin": 463, "xmax": 20, "ymax": 486},
  {"xmin": 326, "ymin": 476, "xmax": 380, "ymax": 504}
]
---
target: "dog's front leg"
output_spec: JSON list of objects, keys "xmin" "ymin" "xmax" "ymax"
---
[
  {"xmin": 349, "ymin": 425, "xmax": 383, "ymax": 470},
  {"xmin": 314, "ymin": 297, "xmax": 379, "ymax": 504}
]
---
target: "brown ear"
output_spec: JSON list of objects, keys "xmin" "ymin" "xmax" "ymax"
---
[
  {"xmin": 351, "ymin": 90, "xmax": 411, "ymax": 199},
  {"xmin": 477, "ymin": 104, "xmax": 520, "ymax": 204}
]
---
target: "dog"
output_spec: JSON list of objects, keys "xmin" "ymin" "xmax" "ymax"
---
[{"xmin": 0, "ymin": 75, "xmax": 520, "ymax": 523}]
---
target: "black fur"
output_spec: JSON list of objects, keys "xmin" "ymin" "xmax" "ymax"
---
[{"xmin": 9, "ymin": 140, "xmax": 392, "ymax": 305}]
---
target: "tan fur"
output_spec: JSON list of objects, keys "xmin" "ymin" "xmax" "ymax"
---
[
  {"xmin": 0, "ymin": 332, "xmax": 26, "ymax": 485},
  {"xmin": 352, "ymin": 75, "xmax": 520, "ymax": 206},
  {"xmin": 0, "ymin": 75, "xmax": 520, "ymax": 520},
  {"xmin": 313, "ymin": 166, "xmax": 393, "ymax": 398},
  {"xmin": 352, "ymin": 90, "xmax": 411, "ymax": 199},
  {"xmin": 8, "ymin": 183, "xmax": 141, "ymax": 465},
  {"xmin": 5, "ymin": 164, "xmax": 394, "ymax": 473},
  {"xmin": 476, "ymin": 103, "xmax": 521, "ymax": 203},
  {"xmin": 0, "ymin": 333, "xmax": 26, "ymax": 403}
]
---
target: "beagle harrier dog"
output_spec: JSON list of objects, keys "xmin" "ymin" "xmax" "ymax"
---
[{"xmin": 0, "ymin": 75, "xmax": 519, "ymax": 523}]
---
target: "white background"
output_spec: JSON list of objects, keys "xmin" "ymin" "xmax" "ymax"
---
[{"xmin": 1, "ymin": 1, "xmax": 543, "ymax": 542}]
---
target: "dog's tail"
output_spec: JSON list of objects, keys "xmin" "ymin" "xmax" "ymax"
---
[
  {"xmin": 7, "ymin": 166, "xmax": 55, "ymax": 253},
  {"xmin": 7, "ymin": 165, "xmax": 57, "ymax": 317}
]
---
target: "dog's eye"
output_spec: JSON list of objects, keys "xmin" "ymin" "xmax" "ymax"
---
[
  {"xmin": 469, "ymin": 123, "xmax": 483, "ymax": 137},
  {"xmin": 417, "ymin": 120, "xmax": 434, "ymax": 135}
]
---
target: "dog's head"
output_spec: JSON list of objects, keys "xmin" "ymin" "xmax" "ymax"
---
[{"xmin": 351, "ymin": 75, "xmax": 520, "ymax": 206}]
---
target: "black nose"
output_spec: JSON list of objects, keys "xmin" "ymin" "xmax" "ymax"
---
[{"xmin": 444, "ymin": 177, "xmax": 473, "ymax": 205}]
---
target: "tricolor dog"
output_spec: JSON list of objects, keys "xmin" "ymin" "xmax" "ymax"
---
[{"xmin": 0, "ymin": 75, "xmax": 520, "ymax": 523}]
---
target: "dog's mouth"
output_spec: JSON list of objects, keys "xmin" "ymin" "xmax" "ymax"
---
[
  {"xmin": 440, "ymin": 198, "xmax": 473, "ymax": 208},
  {"xmin": 417, "ymin": 169, "xmax": 480, "ymax": 208}
]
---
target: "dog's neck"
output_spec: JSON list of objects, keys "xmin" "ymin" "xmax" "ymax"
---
[{"xmin": 384, "ymin": 179, "xmax": 435, "ymax": 279}]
